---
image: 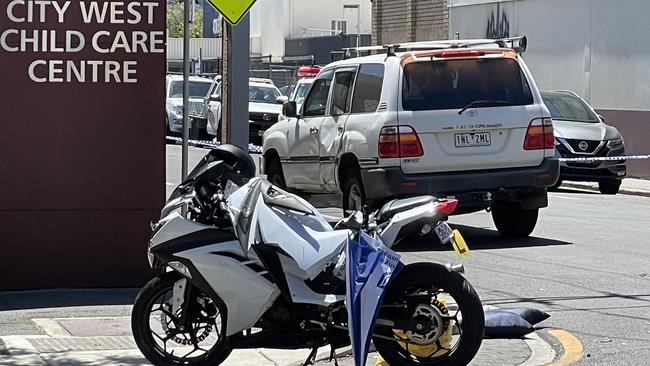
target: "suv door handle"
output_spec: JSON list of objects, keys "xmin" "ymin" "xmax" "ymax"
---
[{"xmin": 310, "ymin": 127, "xmax": 319, "ymax": 135}]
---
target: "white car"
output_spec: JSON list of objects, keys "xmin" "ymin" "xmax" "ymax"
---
[
  {"xmin": 204, "ymin": 78, "xmax": 283, "ymax": 146},
  {"xmin": 165, "ymin": 75, "xmax": 213, "ymax": 135},
  {"xmin": 263, "ymin": 38, "xmax": 560, "ymax": 237}
]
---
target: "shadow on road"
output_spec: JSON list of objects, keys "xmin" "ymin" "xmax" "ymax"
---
[
  {"xmin": 0, "ymin": 288, "xmax": 138, "ymax": 311},
  {"xmin": 396, "ymin": 224, "xmax": 573, "ymax": 252}
]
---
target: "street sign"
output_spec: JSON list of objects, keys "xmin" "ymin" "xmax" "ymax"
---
[{"xmin": 206, "ymin": 0, "xmax": 257, "ymax": 25}]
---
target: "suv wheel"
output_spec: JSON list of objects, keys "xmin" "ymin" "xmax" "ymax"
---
[
  {"xmin": 266, "ymin": 157, "xmax": 286, "ymax": 188},
  {"xmin": 599, "ymin": 180, "xmax": 621, "ymax": 195},
  {"xmin": 342, "ymin": 169, "xmax": 366, "ymax": 215},
  {"xmin": 491, "ymin": 201, "xmax": 538, "ymax": 238}
]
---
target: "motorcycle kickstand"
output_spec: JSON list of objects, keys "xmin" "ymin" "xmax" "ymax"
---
[
  {"xmin": 301, "ymin": 347, "xmax": 319, "ymax": 366},
  {"xmin": 328, "ymin": 347, "xmax": 339, "ymax": 366}
]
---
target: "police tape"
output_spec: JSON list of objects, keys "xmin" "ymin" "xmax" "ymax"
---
[
  {"xmin": 167, "ymin": 136, "xmax": 263, "ymax": 154},
  {"xmin": 558, "ymin": 155, "xmax": 650, "ymax": 163}
]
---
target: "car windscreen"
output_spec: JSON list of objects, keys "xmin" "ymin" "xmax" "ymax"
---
[
  {"xmin": 402, "ymin": 58, "xmax": 534, "ymax": 111},
  {"xmin": 542, "ymin": 93, "xmax": 598, "ymax": 123},
  {"xmin": 249, "ymin": 85, "xmax": 281, "ymax": 103},
  {"xmin": 292, "ymin": 82, "xmax": 312, "ymax": 105},
  {"xmin": 169, "ymin": 81, "xmax": 212, "ymax": 98}
]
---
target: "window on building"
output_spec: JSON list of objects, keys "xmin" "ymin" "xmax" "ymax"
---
[{"xmin": 351, "ymin": 64, "xmax": 385, "ymax": 113}]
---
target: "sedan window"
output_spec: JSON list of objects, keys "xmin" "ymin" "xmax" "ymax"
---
[{"xmin": 542, "ymin": 93, "xmax": 598, "ymax": 123}]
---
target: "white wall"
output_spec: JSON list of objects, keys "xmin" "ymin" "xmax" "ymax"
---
[
  {"xmin": 249, "ymin": 0, "xmax": 372, "ymax": 60},
  {"xmin": 449, "ymin": 0, "xmax": 650, "ymax": 111},
  {"xmin": 167, "ymin": 38, "xmax": 222, "ymax": 60}
]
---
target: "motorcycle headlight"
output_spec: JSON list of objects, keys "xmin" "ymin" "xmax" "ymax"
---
[
  {"xmin": 169, "ymin": 261, "xmax": 192, "ymax": 279},
  {"xmin": 607, "ymin": 138, "xmax": 623, "ymax": 149}
]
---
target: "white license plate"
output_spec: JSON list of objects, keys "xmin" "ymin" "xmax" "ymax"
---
[
  {"xmin": 434, "ymin": 222, "xmax": 454, "ymax": 244},
  {"xmin": 454, "ymin": 132, "xmax": 491, "ymax": 147}
]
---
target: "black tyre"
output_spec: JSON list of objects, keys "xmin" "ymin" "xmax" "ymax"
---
[
  {"xmin": 491, "ymin": 201, "xmax": 538, "ymax": 238},
  {"xmin": 266, "ymin": 157, "xmax": 286, "ymax": 188},
  {"xmin": 548, "ymin": 179, "xmax": 562, "ymax": 191},
  {"xmin": 132, "ymin": 273, "xmax": 232, "ymax": 366},
  {"xmin": 374, "ymin": 263, "xmax": 484, "ymax": 366},
  {"xmin": 599, "ymin": 180, "xmax": 621, "ymax": 195},
  {"xmin": 342, "ymin": 167, "xmax": 367, "ymax": 215}
]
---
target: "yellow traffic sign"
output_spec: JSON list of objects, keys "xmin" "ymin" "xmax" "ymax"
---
[{"xmin": 206, "ymin": 0, "xmax": 257, "ymax": 26}]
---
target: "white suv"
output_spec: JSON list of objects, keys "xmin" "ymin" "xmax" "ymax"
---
[{"xmin": 262, "ymin": 39, "xmax": 559, "ymax": 237}]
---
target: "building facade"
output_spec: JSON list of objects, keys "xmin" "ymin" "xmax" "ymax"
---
[
  {"xmin": 250, "ymin": 0, "xmax": 373, "ymax": 63},
  {"xmin": 448, "ymin": 0, "xmax": 650, "ymax": 178},
  {"xmin": 371, "ymin": 0, "xmax": 449, "ymax": 45}
]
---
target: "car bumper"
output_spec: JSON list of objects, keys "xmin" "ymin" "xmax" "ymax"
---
[
  {"xmin": 558, "ymin": 146, "xmax": 627, "ymax": 182},
  {"xmin": 360, "ymin": 158, "xmax": 559, "ymax": 201}
]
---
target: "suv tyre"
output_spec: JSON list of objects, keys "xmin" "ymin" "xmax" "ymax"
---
[
  {"xmin": 266, "ymin": 157, "xmax": 286, "ymax": 188},
  {"xmin": 342, "ymin": 168, "xmax": 366, "ymax": 214},
  {"xmin": 491, "ymin": 201, "xmax": 538, "ymax": 238},
  {"xmin": 598, "ymin": 180, "xmax": 621, "ymax": 195}
]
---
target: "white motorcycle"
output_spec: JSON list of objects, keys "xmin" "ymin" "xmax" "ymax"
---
[{"xmin": 132, "ymin": 145, "xmax": 484, "ymax": 366}]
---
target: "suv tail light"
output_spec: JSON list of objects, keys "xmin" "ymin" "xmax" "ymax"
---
[
  {"xmin": 524, "ymin": 118, "xmax": 554, "ymax": 150},
  {"xmin": 379, "ymin": 126, "xmax": 424, "ymax": 158}
]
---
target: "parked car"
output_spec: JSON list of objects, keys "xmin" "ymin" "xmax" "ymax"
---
[
  {"xmin": 263, "ymin": 38, "xmax": 560, "ymax": 238},
  {"xmin": 190, "ymin": 78, "xmax": 283, "ymax": 146},
  {"xmin": 541, "ymin": 90, "xmax": 626, "ymax": 194},
  {"xmin": 165, "ymin": 75, "xmax": 213, "ymax": 136},
  {"xmin": 278, "ymin": 67, "xmax": 319, "ymax": 121}
]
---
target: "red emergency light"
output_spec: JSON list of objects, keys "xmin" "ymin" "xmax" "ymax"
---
[{"xmin": 297, "ymin": 66, "xmax": 321, "ymax": 78}]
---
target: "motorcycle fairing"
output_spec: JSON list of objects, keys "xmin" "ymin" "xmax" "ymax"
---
[
  {"xmin": 254, "ymin": 198, "xmax": 349, "ymax": 279},
  {"xmin": 176, "ymin": 243, "xmax": 281, "ymax": 336}
]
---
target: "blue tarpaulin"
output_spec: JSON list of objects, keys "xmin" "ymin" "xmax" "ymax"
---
[{"xmin": 346, "ymin": 232, "xmax": 402, "ymax": 366}]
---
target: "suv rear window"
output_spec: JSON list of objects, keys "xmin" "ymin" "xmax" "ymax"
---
[{"xmin": 402, "ymin": 58, "xmax": 533, "ymax": 111}]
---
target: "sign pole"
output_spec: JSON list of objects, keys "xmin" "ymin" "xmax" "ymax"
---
[
  {"xmin": 181, "ymin": 0, "xmax": 191, "ymax": 180},
  {"xmin": 220, "ymin": 15, "xmax": 250, "ymax": 150}
]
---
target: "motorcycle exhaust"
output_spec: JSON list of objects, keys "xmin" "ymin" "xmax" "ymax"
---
[{"xmin": 446, "ymin": 263, "xmax": 465, "ymax": 274}]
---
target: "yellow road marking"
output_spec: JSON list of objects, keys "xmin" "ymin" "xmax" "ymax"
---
[{"xmin": 546, "ymin": 329, "xmax": 583, "ymax": 366}]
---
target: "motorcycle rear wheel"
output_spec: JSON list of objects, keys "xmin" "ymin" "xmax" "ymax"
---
[
  {"xmin": 132, "ymin": 272, "xmax": 232, "ymax": 366},
  {"xmin": 374, "ymin": 263, "xmax": 484, "ymax": 366}
]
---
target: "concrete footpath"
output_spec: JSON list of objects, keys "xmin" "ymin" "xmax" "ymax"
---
[
  {"xmin": 561, "ymin": 177, "xmax": 650, "ymax": 197},
  {"xmin": 0, "ymin": 311, "xmax": 568, "ymax": 366}
]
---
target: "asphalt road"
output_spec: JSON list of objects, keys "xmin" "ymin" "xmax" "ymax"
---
[
  {"xmin": 1, "ymin": 145, "xmax": 647, "ymax": 365},
  {"xmin": 160, "ymin": 144, "xmax": 650, "ymax": 365}
]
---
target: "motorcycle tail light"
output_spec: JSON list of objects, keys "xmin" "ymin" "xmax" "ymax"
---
[{"xmin": 436, "ymin": 199, "xmax": 458, "ymax": 215}]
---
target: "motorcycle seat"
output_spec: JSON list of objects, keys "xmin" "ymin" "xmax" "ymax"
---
[{"xmin": 377, "ymin": 196, "xmax": 437, "ymax": 221}]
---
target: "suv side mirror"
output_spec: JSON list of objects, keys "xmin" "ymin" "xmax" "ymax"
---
[
  {"xmin": 282, "ymin": 101, "xmax": 298, "ymax": 118},
  {"xmin": 210, "ymin": 94, "xmax": 221, "ymax": 102},
  {"xmin": 276, "ymin": 95, "xmax": 289, "ymax": 104}
]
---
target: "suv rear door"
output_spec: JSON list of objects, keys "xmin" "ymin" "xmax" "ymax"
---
[{"xmin": 399, "ymin": 54, "xmax": 544, "ymax": 174}]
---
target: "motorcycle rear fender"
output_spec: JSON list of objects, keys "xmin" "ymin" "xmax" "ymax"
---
[
  {"xmin": 176, "ymin": 244, "xmax": 281, "ymax": 336},
  {"xmin": 379, "ymin": 202, "xmax": 443, "ymax": 247}
]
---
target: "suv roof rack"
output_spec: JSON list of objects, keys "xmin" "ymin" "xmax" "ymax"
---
[{"xmin": 341, "ymin": 36, "xmax": 527, "ymax": 59}]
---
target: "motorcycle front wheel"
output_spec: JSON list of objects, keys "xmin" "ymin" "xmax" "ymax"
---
[
  {"xmin": 131, "ymin": 272, "xmax": 232, "ymax": 366},
  {"xmin": 374, "ymin": 263, "xmax": 485, "ymax": 366}
]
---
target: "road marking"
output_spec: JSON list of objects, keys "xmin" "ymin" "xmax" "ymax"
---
[
  {"xmin": 520, "ymin": 332, "xmax": 556, "ymax": 366},
  {"xmin": 545, "ymin": 329, "xmax": 583, "ymax": 366}
]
